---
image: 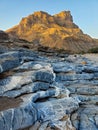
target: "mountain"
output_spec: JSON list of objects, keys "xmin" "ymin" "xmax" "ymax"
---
[{"xmin": 6, "ymin": 11, "xmax": 98, "ymax": 53}]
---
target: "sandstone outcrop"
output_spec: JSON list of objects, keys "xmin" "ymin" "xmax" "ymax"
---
[{"xmin": 6, "ymin": 11, "xmax": 98, "ymax": 53}]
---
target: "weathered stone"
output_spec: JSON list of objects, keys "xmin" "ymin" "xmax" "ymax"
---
[
  {"xmin": 3, "ymin": 82, "xmax": 50, "ymax": 98},
  {"xmin": 1, "ymin": 50, "xmax": 98, "ymax": 130},
  {"xmin": 83, "ymin": 66, "xmax": 98, "ymax": 73},
  {"xmin": 52, "ymin": 62, "xmax": 73, "ymax": 73},
  {"xmin": 0, "ymin": 102, "xmax": 37, "ymax": 130},
  {"xmin": 76, "ymin": 86, "xmax": 98, "ymax": 95},
  {"xmin": 56, "ymin": 73, "xmax": 94, "ymax": 82},
  {"xmin": 0, "ymin": 51, "xmax": 23, "ymax": 73},
  {"xmin": 17, "ymin": 61, "xmax": 51, "ymax": 70},
  {"xmin": 95, "ymin": 115, "xmax": 98, "ymax": 127},
  {"xmin": 79, "ymin": 111, "xmax": 98, "ymax": 130},
  {"xmin": 0, "ymin": 72, "xmax": 33, "ymax": 95},
  {"xmin": 0, "ymin": 67, "xmax": 55, "ymax": 96},
  {"xmin": 36, "ymin": 97, "xmax": 79, "ymax": 129},
  {"xmin": 21, "ymin": 89, "xmax": 57, "ymax": 103}
]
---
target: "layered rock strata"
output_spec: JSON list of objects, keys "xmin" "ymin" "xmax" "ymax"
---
[{"xmin": 0, "ymin": 48, "xmax": 98, "ymax": 130}]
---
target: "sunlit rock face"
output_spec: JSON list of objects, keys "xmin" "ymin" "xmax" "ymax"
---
[{"xmin": 6, "ymin": 11, "xmax": 98, "ymax": 53}]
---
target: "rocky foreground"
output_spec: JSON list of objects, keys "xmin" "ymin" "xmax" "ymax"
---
[{"xmin": 0, "ymin": 46, "xmax": 98, "ymax": 130}]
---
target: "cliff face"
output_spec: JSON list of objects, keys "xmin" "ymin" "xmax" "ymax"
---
[{"xmin": 6, "ymin": 11, "xmax": 98, "ymax": 53}]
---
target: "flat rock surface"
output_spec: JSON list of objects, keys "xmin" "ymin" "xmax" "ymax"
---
[{"xmin": 84, "ymin": 54, "xmax": 98, "ymax": 64}]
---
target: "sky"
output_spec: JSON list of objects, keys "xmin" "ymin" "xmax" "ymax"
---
[{"xmin": 0, "ymin": 0, "xmax": 98, "ymax": 38}]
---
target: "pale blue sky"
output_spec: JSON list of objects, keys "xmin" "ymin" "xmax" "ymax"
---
[{"xmin": 0, "ymin": 0, "xmax": 98, "ymax": 38}]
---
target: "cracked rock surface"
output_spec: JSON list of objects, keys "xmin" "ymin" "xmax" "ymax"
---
[{"xmin": 0, "ymin": 48, "xmax": 98, "ymax": 130}]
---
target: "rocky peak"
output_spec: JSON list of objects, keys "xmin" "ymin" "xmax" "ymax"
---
[
  {"xmin": 19, "ymin": 11, "xmax": 54, "ymax": 26},
  {"xmin": 19, "ymin": 11, "xmax": 77, "ymax": 28},
  {"xmin": 54, "ymin": 11, "xmax": 73, "ymax": 22},
  {"xmin": 33, "ymin": 11, "xmax": 51, "ymax": 18},
  {"xmin": 54, "ymin": 11, "xmax": 78, "ymax": 28},
  {"xmin": 6, "ymin": 11, "xmax": 98, "ymax": 53}
]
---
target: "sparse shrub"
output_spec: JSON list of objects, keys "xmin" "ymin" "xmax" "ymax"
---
[
  {"xmin": 88, "ymin": 47, "xmax": 98, "ymax": 53},
  {"xmin": 53, "ymin": 48, "xmax": 71, "ymax": 54},
  {"xmin": 79, "ymin": 51, "xmax": 85, "ymax": 54}
]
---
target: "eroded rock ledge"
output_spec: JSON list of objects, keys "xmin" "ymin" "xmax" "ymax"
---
[{"xmin": 0, "ymin": 49, "xmax": 98, "ymax": 130}]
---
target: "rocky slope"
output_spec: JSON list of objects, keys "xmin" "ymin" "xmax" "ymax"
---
[
  {"xmin": 0, "ymin": 30, "xmax": 9, "ymax": 42},
  {"xmin": 0, "ymin": 44, "xmax": 98, "ymax": 130},
  {"xmin": 6, "ymin": 11, "xmax": 98, "ymax": 53}
]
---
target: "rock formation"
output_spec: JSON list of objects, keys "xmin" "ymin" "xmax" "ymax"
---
[
  {"xmin": 1, "ymin": 10, "xmax": 98, "ymax": 130},
  {"xmin": 0, "ymin": 44, "xmax": 98, "ymax": 130},
  {"xmin": 6, "ymin": 11, "xmax": 98, "ymax": 53},
  {"xmin": 0, "ymin": 30, "xmax": 9, "ymax": 42}
]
